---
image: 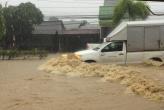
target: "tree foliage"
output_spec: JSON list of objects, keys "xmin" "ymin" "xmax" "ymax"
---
[
  {"xmin": 0, "ymin": 4, "xmax": 5, "ymax": 40},
  {"xmin": 3, "ymin": 6, "xmax": 16, "ymax": 48},
  {"xmin": 113, "ymin": 0, "xmax": 149, "ymax": 25},
  {"xmin": 2, "ymin": 2, "xmax": 43, "ymax": 49}
]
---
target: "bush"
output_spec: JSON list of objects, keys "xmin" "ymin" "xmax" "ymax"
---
[{"xmin": 0, "ymin": 49, "xmax": 48, "ymax": 60}]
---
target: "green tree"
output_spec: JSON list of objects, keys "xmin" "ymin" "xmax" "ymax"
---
[
  {"xmin": 0, "ymin": 4, "xmax": 5, "ymax": 40},
  {"xmin": 113, "ymin": 0, "xmax": 149, "ymax": 25},
  {"xmin": 3, "ymin": 2, "xmax": 43, "ymax": 49},
  {"xmin": 15, "ymin": 2, "xmax": 43, "ymax": 48},
  {"xmin": 2, "ymin": 6, "xmax": 16, "ymax": 48}
]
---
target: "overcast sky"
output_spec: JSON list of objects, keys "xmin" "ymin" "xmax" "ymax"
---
[
  {"xmin": 0, "ymin": 0, "xmax": 104, "ymax": 16},
  {"xmin": 0, "ymin": 0, "xmax": 164, "ymax": 18}
]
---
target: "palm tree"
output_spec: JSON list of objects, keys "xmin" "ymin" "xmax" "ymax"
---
[
  {"xmin": 0, "ymin": 4, "xmax": 5, "ymax": 40},
  {"xmin": 113, "ymin": 0, "xmax": 149, "ymax": 25}
]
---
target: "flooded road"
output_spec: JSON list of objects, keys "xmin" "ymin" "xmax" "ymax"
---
[{"xmin": 0, "ymin": 56, "xmax": 163, "ymax": 110}]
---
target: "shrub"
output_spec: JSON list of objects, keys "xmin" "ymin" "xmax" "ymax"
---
[{"xmin": 0, "ymin": 49, "xmax": 48, "ymax": 60}]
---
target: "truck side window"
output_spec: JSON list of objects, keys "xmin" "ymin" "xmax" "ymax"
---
[{"xmin": 101, "ymin": 42, "xmax": 123, "ymax": 52}]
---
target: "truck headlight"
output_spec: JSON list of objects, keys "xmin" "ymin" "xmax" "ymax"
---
[{"xmin": 74, "ymin": 53, "xmax": 81, "ymax": 60}]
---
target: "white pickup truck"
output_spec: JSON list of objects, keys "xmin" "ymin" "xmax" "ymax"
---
[
  {"xmin": 75, "ymin": 20, "xmax": 164, "ymax": 64},
  {"xmin": 75, "ymin": 41, "xmax": 164, "ymax": 64}
]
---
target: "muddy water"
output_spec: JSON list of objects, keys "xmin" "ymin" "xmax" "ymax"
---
[
  {"xmin": 0, "ymin": 55, "xmax": 163, "ymax": 110},
  {"xmin": 39, "ymin": 54, "xmax": 164, "ymax": 101}
]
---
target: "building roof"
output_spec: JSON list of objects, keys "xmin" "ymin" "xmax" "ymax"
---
[
  {"xmin": 80, "ymin": 24, "xmax": 100, "ymax": 29},
  {"xmin": 63, "ymin": 20, "xmax": 100, "ymax": 29},
  {"xmin": 63, "ymin": 29, "xmax": 100, "ymax": 35},
  {"xmin": 63, "ymin": 22, "xmax": 100, "ymax": 35},
  {"xmin": 33, "ymin": 20, "xmax": 64, "ymax": 35},
  {"xmin": 63, "ymin": 21, "xmax": 82, "ymax": 30},
  {"xmin": 104, "ymin": 0, "xmax": 119, "ymax": 6},
  {"xmin": 33, "ymin": 20, "xmax": 100, "ymax": 36}
]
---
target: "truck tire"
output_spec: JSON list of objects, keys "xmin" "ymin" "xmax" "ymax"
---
[
  {"xmin": 85, "ymin": 60, "xmax": 96, "ymax": 63},
  {"xmin": 150, "ymin": 57, "xmax": 162, "ymax": 62}
]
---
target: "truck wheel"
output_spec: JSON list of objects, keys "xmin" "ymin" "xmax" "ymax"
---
[
  {"xmin": 150, "ymin": 57, "xmax": 162, "ymax": 62},
  {"xmin": 85, "ymin": 60, "xmax": 96, "ymax": 63}
]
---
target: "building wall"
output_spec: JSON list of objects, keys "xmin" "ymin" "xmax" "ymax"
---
[
  {"xmin": 60, "ymin": 34, "xmax": 100, "ymax": 52},
  {"xmin": 99, "ymin": 0, "xmax": 119, "ymax": 39},
  {"xmin": 28, "ymin": 35, "xmax": 60, "ymax": 52},
  {"xmin": 99, "ymin": 6, "xmax": 114, "ymax": 27},
  {"xmin": 104, "ymin": 0, "xmax": 119, "ymax": 6},
  {"xmin": 28, "ymin": 21, "xmax": 101, "ymax": 52},
  {"xmin": 100, "ymin": 0, "xmax": 119, "ymax": 27},
  {"xmin": 26, "ymin": 33, "xmax": 100, "ymax": 52},
  {"xmin": 101, "ymin": 27, "xmax": 112, "ymax": 39}
]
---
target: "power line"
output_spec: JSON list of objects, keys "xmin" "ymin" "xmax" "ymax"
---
[
  {"xmin": 43, "ymin": 14, "xmax": 112, "ymax": 16},
  {"xmin": 37, "ymin": 0, "xmax": 104, "ymax": 5},
  {"xmin": 75, "ymin": 0, "xmax": 103, "ymax": 1},
  {"xmin": 42, "ymin": 13, "xmax": 101, "ymax": 17},
  {"xmin": 39, "ymin": 6, "xmax": 100, "ymax": 8},
  {"xmin": 63, "ymin": 22, "xmax": 99, "ymax": 25},
  {"xmin": 42, "ymin": 14, "xmax": 111, "ymax": 17},
  {"xmin": 38, "ymin": 0, "xmax": 103, "ymax": 3},
  {"xmin": 44, "ymin": 17, "xmax": 99, "ymax": 19},
  {"xmin": 41, "ymin": 20, "xmax": 99, "ymax": 25},
  {"xmin": 43, "ymin": 15, "xmax": 112, "ymax": 19}
]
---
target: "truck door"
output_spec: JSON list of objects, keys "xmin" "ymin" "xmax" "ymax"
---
[
  {"xmin": 99, "ymin": 41, "xmax": 125, "ymax": 63},
  {"xmin": 145, "ymin": 26, "xmax": 160, "ymax": 51}
]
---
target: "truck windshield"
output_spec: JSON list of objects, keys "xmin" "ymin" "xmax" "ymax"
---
[{"xmin": 93, "ymin": 42, "xmax": 109, "ymax": 51}]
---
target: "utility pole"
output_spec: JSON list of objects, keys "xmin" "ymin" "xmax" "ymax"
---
[
  {"xmin": 56, "ymin": 31, "xmax": 61, "ymax": 52},
  {"xmin": 5, "ymin": 1, "xmax": 8, "ymax": 7}
]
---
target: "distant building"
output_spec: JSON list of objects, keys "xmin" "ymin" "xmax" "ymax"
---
[
  {"xmin": 33, "ymin": 20, "xmax": 64, "ymax": 35},
  {"xmin": 104, "ymin": 0, "xmax": 118, "ymax": 6},
  {"xmin": 30, "ymin": 20, "xmax": 64, "ymax": 52},
  {"xmin": 63, "ymin": 20, "xmax": 82, "ymax": 30},
  {"xmin": 99, "ymin": 0, "xmax": 119, "ymax": 39},
  {"xmin": 28, "ymin": 20, "xmax": 100, "ymax": 52},
  {"xmin": 48, "ymin": 17, "xmax": 59, "ymax": 21},
  {"xmin": 60, "ymin": 21, "xmax": 100, "ymax": 52}
]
